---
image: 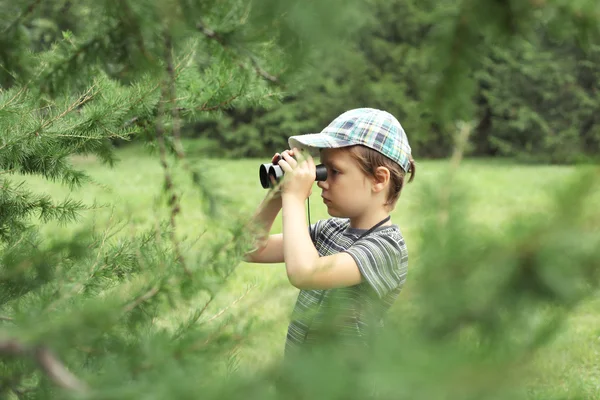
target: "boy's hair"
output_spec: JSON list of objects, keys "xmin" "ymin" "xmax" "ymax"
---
[{"xmin": 344, "ymin": 145, "xmax": 416, "ymax": 209}]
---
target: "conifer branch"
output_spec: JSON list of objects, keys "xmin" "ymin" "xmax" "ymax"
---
[
  {"xmin": 172, "ymin": 72, "xmax": 241, "ymax": 113},
  {"xmin": 0, "ymin": 180, "xmax": 87, "ymax": 237},
  {"xmin": 155, "ymin": 31, "xmax": 191, "ymax": 277},
  {"xmin": 248, "ymin": 54, "xmax": 280, "ymax": 84},
  {"xmin": 182, "ymin": 92, "xmax": 275, "ymax": 113},
  {"xmin": 119, "ymin": 0, "xmax": 152, "ymax": 61},
  {"xmin": 197, "ymin": 95, "xmax": 240, "ymax": 112},
  {"xmin": 35, "ymin": 35, "xmax": 106, "ymax": 88},
  {"xmin": 0, "ymin": 86, "xmax": 27, "ymax": 112},
  {"xmin": 123, "ymin": 286, "xmax": 160, "ymax": 313},
  {"xmin": 10, "ymin": 386, "xmax": 28, "ymax": 400},
  {"xmin": 0, "ymin": 339, "xmax": 88, "ymax": 393},
  {"xmin": 35, "ymin": 347, "xmax": 88, "ymax": 393},
  {"xmin": 45, "ymin": 217, "xmax": 128, "ymax": 312},
  {"xmin": 438, "ymin": 121, "xmax": 472, "ymax": 226},
  {"xmin": 117, "ymin": 45, "xmax": 196, "ymax": 132},
  {"xmin": 32, "ymin": 84, "xmax": 98, "ymax": 138},
  {"xmin": 197, "ymin": 21, "xmax": 281, "ymax": 85},
  {"xmin": 201, "ymin": 283, "xmax": 257, "ymax": 325},
  {"xmin": 164, "ymin": 34, "xmax": 185, "ymax": 163},
  {"xmin": 171, "ymin": 297, "xmax": 215, "ymax": 341},
  {"xmin": 1, "ymin": 0, "xmax": 43, "ymax": 35}
]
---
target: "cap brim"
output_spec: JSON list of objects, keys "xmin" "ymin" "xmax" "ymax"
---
[{"xmin": 288, "ymin": 134, "xmax": 353, "ymax": 157}]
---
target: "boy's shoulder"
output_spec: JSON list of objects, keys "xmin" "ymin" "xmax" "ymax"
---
[
  {"xmin": 313, "ymin": 216, "xmax": 347, "ymax": 227},
  {"xmin": 323, "ymin": 217, "xmax": 350, "ymax": 228},
  {"xmin": 310, "ymin": 217, "xmax": 349, "ymax": 243},
  {"xmin": 312, "ymin": 217, "xmax": 350, "ymax": 234},
  {"xmin": 314, "ymin": 217, "xmax": 405, "ymax": 242}
]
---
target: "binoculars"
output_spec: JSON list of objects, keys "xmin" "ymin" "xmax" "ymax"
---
[{"xmin": 259, "ymin": 154, "xmax": 327, "ymax": 189}]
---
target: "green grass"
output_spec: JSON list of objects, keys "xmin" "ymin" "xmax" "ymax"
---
[{"xmin": 13, "ymin": 146, "xmax": 600, "ymax": 397}]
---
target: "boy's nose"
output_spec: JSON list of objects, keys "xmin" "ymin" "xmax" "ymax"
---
[{"xmin": 317, "ymin": 180, "xmax": 328, "ymax": 190}]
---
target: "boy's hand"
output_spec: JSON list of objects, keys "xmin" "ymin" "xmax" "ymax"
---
[
  {"xmin": 277, "ymin": 148, "xmax": 315, "ymax": 201},
  {"xmin": 267, "ymin": 152, "xmax": 284, "ymax": 198}
]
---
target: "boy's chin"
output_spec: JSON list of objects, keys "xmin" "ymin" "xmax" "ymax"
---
[{"xmin": 326, "ymin": 207, "xmax": 345, "ymax": 218}]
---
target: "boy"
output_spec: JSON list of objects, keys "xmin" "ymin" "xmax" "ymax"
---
[{"xmin": 245, "ymin": 108, "xmax": 415, "ymax": 359}]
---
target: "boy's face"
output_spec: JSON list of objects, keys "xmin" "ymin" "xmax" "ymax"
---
[{"xmin": 317, "ymin": 148, "xmax": 373, "ymax": 219}]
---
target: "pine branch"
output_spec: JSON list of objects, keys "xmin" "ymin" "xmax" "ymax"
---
[
  {"xmin": 118, "ymin": 0, "xmax": 152, "ymax": 61},
  {"xmin": 438, "ymin": 121, "xmax": 472, "ymax": 226},
  {"xmin": 194, "ymin": 70, "xmax": 236, "ymax": 111},
  {"xmin": 0, "ymin": 339, "xmax": 88, "ymax": 393},
  {"xmin": 0, "ymin": 84, "xmax": 100, "ymax": 154},
  {"xmin": 118, "ymin": 44, "xmax": 195, "ymax": 131},
  {"xmin": 155, "ymin": 31, "xmax": 190, "ymax": 277},
  {"xmin": 34, "ymin": 35, "xmax": 106, "ymax": 90},
  {"xmin": 198, "ymin": 95, "xmax": 240, "ymax": 112},
  {"xmin": 164, "ymin": 34, "xmax": 185, "ymax": 163},
  {"xmin": 172, "ymin": 284, "xmax": 257, "ymax": 358},
  {"xmin": 123, "ymin": 286, "xmax": 160, "ymax": 313},
  {"xmin": 0, "ymin": 86, "xmax": 27, "ymax": 113},
  {"xmin": 35, "ymin": 347, "xmax": 88, "ymax": 393},
  {"xmin": 201, "ymin": 283, "xmax": 257, "ymax": 325},
  {"xmin": 176, "ymin": 92, "xmax": 277, "ymax": 114},
  {"xmin": 171, "ymin": 296, "xmax": 215, "ymax": 341},
  {"xmin": 0, "ymin": 180, "xmax": 88, "ymax": 240},
  {"xmin": 247, "ymin": 54, "xmax": 280, "ymax": 84},
  {"xmin": 33, "ymin": 84, "xmax": 98, "ymax": 137},
  {"xmin": 49, "ymin": 132, "xmax": 126, "ymax": 140},
  {"xmin": 1, "ymin": 0, "xmax": 44, "ymax": 35},
  {"xmin": 10, "ymin": 386, "xmax": 28, "ymax": 400},
  {"xmin": 197, "ymin": 20, "xmax": 281, "ymax": 85},
  {"xmin": 44, "ymin": 216, "xmax": 129, "ymax": 312}
]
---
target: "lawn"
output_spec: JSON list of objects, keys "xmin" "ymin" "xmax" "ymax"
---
[{"xmin": 15, "ymin": 145, "xmax": 600, "ymax": 398}]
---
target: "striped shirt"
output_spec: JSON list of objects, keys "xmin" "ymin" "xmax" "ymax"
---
[{"xmin": 284, "ymin": 217, "xmax": 409, "ymax": 358}]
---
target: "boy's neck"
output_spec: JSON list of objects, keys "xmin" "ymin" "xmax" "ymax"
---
[{"xmin": 348, "ymin": 210, "xmax": 391, "ymax": 230}]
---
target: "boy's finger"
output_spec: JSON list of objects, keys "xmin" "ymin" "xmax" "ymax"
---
[
  {"xmin": 294, "ymin": 148, "xmax": 308, "ymax": 164},
  {"xmin": 297, "ymin": 149, "xmax": 314, "ymax": 171},
  {"xmin": 277, "ymin": 159, "xmax": 293, "ymax": 172},
  {"xmin": 281, "ymin": 151, "xmax": 298, "ymax": 168},
  {"xmin": 306, "ymin": 154, "xmax": 315, "ymax": 170}
]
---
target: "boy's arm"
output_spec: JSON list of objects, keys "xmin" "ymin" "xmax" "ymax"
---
[
  {"xmin": 282, "ymin": 195, "xmax": 361, "ymax": 289},
  {"xmin": 278, "ymin": 147, "xmax": 365, "ymax": 289},
  {"xmin": 243, "ymin": 191, "xmax": 285, "ymax": 263}
]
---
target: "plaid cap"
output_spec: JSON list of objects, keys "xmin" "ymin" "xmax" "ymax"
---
[{"xmin": 288, "ymin": 108, "xmax": 412, "ymax": 172}]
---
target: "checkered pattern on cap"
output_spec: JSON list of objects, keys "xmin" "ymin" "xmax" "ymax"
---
[{"xmin": 288, "ymin": 108, "xmax": 412, "ymax": 172}]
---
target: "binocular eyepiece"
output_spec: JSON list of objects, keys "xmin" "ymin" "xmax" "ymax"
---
[{"xmin": 259, "ymin": 154, "xmax": 327, "ymax": 189}]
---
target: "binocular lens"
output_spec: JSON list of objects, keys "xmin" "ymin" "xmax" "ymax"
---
[
  {"xmin": 259, "ymin": 159, "xmax": 327, "ymax": 189},
  {"xmin": 259, "ymin": 163, "xmax": 285, "ymax": 189}
]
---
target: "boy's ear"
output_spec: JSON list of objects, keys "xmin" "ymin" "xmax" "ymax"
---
[{"xmin": 372, "ymin": 166, "xmax": 390, "ymax": 193}]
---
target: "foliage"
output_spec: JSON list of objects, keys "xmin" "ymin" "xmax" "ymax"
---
[
  {"xmin": 0, "ymin": 0, "xmax": 359, "ymax": 397},
  {"xmin": 200, "ymin": 0, "xmax": 600, "ymax": 163},
  {"xmin": 0, "ymin": 0, "xmax": 599, "ymax": 399}
]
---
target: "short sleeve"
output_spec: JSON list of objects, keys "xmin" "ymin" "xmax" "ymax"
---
[{"xmin": 344, "ymin": 232, "xmax": 408, "ymax": 298}]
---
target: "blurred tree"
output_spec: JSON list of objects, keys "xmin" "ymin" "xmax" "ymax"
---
[
  {"xmin": 0, "ymin": 0, "xmax": 364, "ymax": 398},
  {"xmin": 207, "ymin": 0, "xmax": 600, "ymax": 163}
]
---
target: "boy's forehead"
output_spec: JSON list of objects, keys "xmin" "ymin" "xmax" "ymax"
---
[{"xmin": 319, "ymin": 148, "xmax": 349, "ymax": 164}]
